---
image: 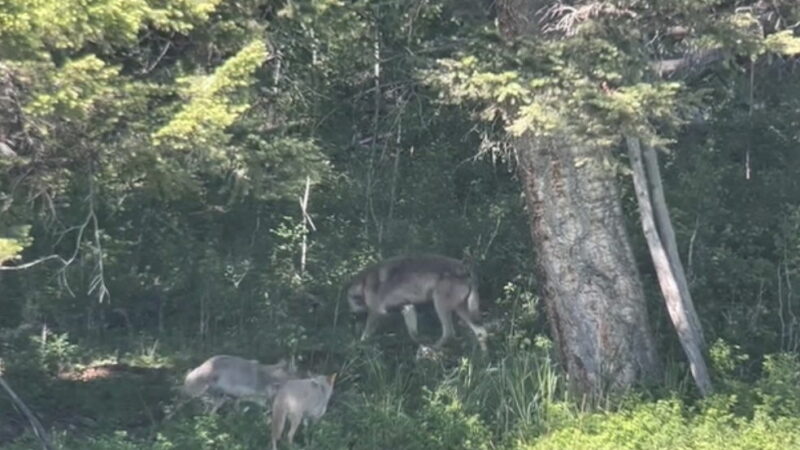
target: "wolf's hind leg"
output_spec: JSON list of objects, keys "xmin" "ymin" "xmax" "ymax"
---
[{"xmin": 432, "ymin": 295, "xmax": 455, "ymax": 349}]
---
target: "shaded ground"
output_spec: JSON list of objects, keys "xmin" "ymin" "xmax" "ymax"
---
[{"xmin": 0, "ymin": 363, "xmax": 173, "ymax": 446}]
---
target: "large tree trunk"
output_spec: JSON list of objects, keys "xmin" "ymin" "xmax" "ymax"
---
[{"xmin": 515, "ymin": 134, "xmax": 660, "ymax": 398}]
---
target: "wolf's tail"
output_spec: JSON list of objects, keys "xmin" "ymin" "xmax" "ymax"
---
[{"xmin": 456, "ymin": 257, "xmax": 481, "ymax": 321}]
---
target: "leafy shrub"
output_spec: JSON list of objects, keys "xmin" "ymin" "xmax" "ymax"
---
[
  {"xmin": 32, "ymin": 331, "xmax": 79, "ymax": 374},
  {"xmin": 517, "ymin": 396, "xmax": 800, "ymax": 450},
  {"xmin": 309, "ymin": 384, "xmax": 492, "ymax": 450},
  {"xmin": 755, "ymin": 353, "xmax": 800, "ymax": 417}
]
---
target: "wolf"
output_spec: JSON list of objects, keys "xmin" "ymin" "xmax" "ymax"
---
[
  {"xmin": 177, "ymin": 355, "xmax": 298, "ymax": 415},
  {"xmin": 346, "ymin": 254, "xmax": 488, "ymax": 350},
  {"xmin": 270, "ymin": 373, "xmax": 336, "ymax": 450}
]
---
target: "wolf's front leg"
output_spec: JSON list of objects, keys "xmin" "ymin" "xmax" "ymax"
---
[
  {"xmin": 401, "ymin": 304, "xmax": 421, "ymax": 343},
  {"xmin": 360, "ymin": 311, "xmax": 380, "ymax": 341}
]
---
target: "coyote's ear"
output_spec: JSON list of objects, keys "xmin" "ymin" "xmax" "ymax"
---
[{"xmin": 327, "ymin": 373, "xmax": 337, "ymax": 386}]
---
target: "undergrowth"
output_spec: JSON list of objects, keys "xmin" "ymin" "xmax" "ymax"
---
[{"xmin": 2, "ymin": 328, "xmax": 800, "ymax": 450}]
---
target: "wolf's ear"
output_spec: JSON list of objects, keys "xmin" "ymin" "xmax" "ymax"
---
[{"xmin": 327, "ymin": 373, "xmax": 337, "ymax": 386}]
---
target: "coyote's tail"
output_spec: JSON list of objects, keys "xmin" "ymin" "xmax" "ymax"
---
[
  {"xmin": 164, "ymin": 365, "xmax": 213, "ymax": 422},
  {"xmin": 466, "ymin": 282, "xmax": 480, "ymax": 320},
  {"xmin": 182, "ymin": 365, "xmax": 214, "ymax": 398},
  {"xmin": 271, "ymin": 399, "xmax": 287, "ymax": 450}
]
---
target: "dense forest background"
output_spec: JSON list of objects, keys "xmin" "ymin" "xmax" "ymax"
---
[{"xmin": 1, "ymin": 0, "xmax": 800, "ymax": 449}]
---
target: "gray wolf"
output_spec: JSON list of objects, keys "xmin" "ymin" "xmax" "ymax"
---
[{"xmin": 346, "ymin": 254, "xmax": 488, "ymax": 350}]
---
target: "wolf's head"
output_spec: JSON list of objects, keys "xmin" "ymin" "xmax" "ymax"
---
[{"xmin": 346, "ymin": 278, "xmax": 367, "ymax": 313}]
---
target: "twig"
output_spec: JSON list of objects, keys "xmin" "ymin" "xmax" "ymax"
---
[
  {"xmin": 141, "ymin": 40, "xmax": 172, "ymax": 74},
  {"xmin": 87, "ymin": 194, "xmax": 109, "ymax": 303},
  {"xmin": 686, "ymin": 216, "xmax": 699, "ymax": 283},
  {"xmin": 386, "ymin": 147, "xmax": 402, "ymax": 226},
  {"xmin": 480, "ymin": 216, "xmax": 503, "ymax": 261}
]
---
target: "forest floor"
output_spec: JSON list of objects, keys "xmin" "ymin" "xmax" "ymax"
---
[{"xmin": 1, "ymin": 361, "xmax": 174, "ymax": 446}]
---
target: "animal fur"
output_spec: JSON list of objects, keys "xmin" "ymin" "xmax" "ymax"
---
[
  {"xmin": 346, "ymin": 254, "xmax": 487, "ymax": 350},
  {"xmin": 271, "ymin": 373, "xmax": 336, "ymax": 450},
  {"xmin": 178, "ymin": 355, "xmax": 298, "ymax": 415}
]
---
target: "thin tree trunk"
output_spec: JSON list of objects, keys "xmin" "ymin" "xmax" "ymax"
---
[
  {"xmin": 515, "ymin": 133, "xmax": 660, "ymax": 399},
  {"xmin": 641, "ymin": 142, "xmax": 706, "ymax": 350},
  {"xmin": 625, "ymin": 136, "xmax": 712, "ymax": 396}
]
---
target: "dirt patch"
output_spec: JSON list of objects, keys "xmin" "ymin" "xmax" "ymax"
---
[{"xmin": 57, "ymin": 363, "xmax": 168, "ymax": 382}]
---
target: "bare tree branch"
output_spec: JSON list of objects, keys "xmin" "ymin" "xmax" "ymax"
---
[
  {"xmin": 651, "ymin": 47, "xmax": 727, "ymax": 78},
  {"xmin": 0, "ymin": 254, "xmax": 65, "ymax": 271},
  {"xmin": 540, "ymin": 1, "xmax": 637, "ymax": 36},
  {"xmin": 298, "ymin": 176, "xmax": 314, "ymax": 275}
]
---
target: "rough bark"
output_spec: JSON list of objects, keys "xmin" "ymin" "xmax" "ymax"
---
[
  {"xmin": 515, "ymin": 134, "xmax": 660, "ymax": 398},
  {"xmin": 625, "ymin": 136, "xmax": 712, "ymax": 396}
]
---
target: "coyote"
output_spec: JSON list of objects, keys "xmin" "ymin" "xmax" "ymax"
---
[
  {"xmin": 346, "ymin": 254, "xmax": 488, "ymax": 350},
  {"xmin": 271, "ymin": 373, "xmax": 336, "ymax": 450},
  {"xmin": 178, "ymin": 355, "xmax": 298, "ymax": 415}
]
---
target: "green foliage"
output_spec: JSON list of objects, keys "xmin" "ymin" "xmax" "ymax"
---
[
  {"xmin": 519, "ymin": 397, "xmax": 800, "ymax": 450},
  {"xmin": 755, "ymin": 353, "xmax": 800, "ymax": 417},
  {"xmin": 32, "ymin": 331, "xmax": 79, "ymax": 373},
  {"xmin": 0, "ymin": 0, "xmax": 220, "ymax": 59},
  {"xmin": 26, "ymin": 55, "xmax": 121, "ymax": 121},
  {"xmin": 763, "ymin": 31, "xmax": 800, "ymax": 56},
  {"xmin": 708, "ymin": 339, "xmax": 750, "ymax": 379},
  {"xmin": 0, "ymin": 224, "xmax": 32, "ymax": 264},
  {"xmin": 413, "ymin": 386, "xmax": 493, "ymax": 450},
  {"xmin": 153, "ymin": 39, "xmax": 268, "ymax": 155}
]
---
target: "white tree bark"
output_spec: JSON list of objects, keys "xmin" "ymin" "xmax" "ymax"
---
[
  {"xmin": 625, "ymin": 136, "xmax": 712, "ymax": 396},
  {"xmin": 641, "ymin": 142, "xmax": 706, "ymax": 349}
]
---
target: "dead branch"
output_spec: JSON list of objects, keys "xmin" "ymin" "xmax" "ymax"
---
[
  {"xmin": 651, "ymin": 47, "xmax": 727, "ymax": 78},
  {"xmin": 626, "ymin": 135, "xmax": 712, "ymax": 396},
  {"xmin": 298, "ymin": 175, "xmax": 314, "ymax": 275},
  {"xmin": 0, "ymin": 254, "xmax": 66, "ymax": 271},
  {"xmin": 540, "ymin": 1, "xmax": 637, "ymax": 36},
  {"xmin": 2, "ymin": 183, "xmax": 109, "ymax": 303},
  {"xmin": 641, "ymin": 142, "xmax": 706, "ymax": 349},
  {"xmin": 0, "ymin": 362, "xmax": 55, "ymax": 450}
]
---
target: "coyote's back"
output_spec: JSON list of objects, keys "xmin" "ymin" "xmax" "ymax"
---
[{"xmin": 179, "ymin": 354, "xmax": 297, "ymax": 415}]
